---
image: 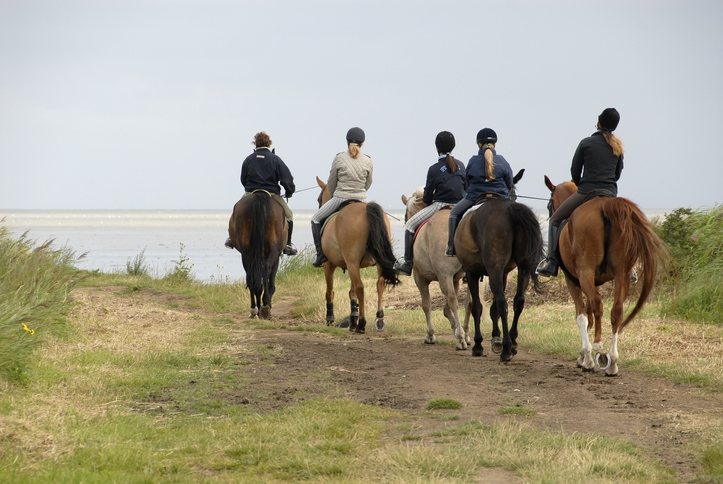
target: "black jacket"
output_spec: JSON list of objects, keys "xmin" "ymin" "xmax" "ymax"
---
[
  {"xmin": 240, "ymin": 148, "xmax": 295, "ymax": 196},
  {"xmin": 571, "ymin": 132, "xmax": 624, "ymax": 196},
  {"xmin": 422, "ymin": 156, "xmax": 467, "ymax": 205}
]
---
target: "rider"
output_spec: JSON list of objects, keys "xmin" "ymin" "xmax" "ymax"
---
[
  {"xmin": 225, "ymin": 131, "xmax": 298, "ymax": 256},
  {"xmin": 536, "ymin": 108, "xmax": 624, "ymax": 276},
  {"xmin": 394, "ymin": 131, "xmax": 466, "ymax": 276},
  {"xmin": 311, "ymin": 127, "xmax": 373, "ymax": 267},
  {"xmin": 445, "ymin": 128, "xmax": 514, "ymax": 256}
]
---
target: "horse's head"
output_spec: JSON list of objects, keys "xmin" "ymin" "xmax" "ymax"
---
[
  {"xmin": 400, "ymin": 187, "xmax": 425, "ymax": 222},
  {"xmin": 510, "ymin": 169, "xmax": 525, "ymax": 202},
  {"xmin": 316, "ymin": 176, "xmax": 330, "ymax": 207},
  {"xmin": 543, "ymin": 175, "xmax": 578, "ymax": 216}
]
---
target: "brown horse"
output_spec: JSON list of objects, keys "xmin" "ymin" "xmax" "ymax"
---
[
  {"xmin": 316, "ymin": 176, "xmax": 400, "ymax": 333},
  {"xmin": 401, "ymin": 189, "xmax": 469, "ymax": 350},
  {"xmin": 455, "ymin": 190, "xmax": 543, "ymax": 361},
  {"xmin": 543, "ymin": 176, "xmax": 666, "ymax": 376},
  {"xmin": 228, "ymin": 190, "xmax": 287, "ymax": 319}
]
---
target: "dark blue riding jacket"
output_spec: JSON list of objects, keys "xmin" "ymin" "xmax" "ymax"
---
[
  {"xmin": 571, "ymin": 131, "xmax": 624, "ymax": 196},
  {"xmin": 240, "ymin": 148, "xmax": 295, "ymax": 196},
  {"xmin": 464, "ymin": 149, "xmax": 514, "ymax": 200},
  {"xmin": 422, "ymin": 156, "xmax": 467, "ymax": 205}
]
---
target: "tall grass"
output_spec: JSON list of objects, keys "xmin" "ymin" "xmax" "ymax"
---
[
  {"xmin": 655, "ymin": 206, "xmax": 723, "ymax": 323},
  {"xmin": 0, "ymin": 225, "xmax": 81, "ymax": 383}
]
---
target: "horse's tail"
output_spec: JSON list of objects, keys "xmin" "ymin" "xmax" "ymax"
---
[
  {"xmin": 366, "ymin": 202, "xmax": 401, "ymax": 287},
  {"xmin": 601, "ymin": 198, "xmax": 666, "ymax": 331},
  {"xmin": 509, "ymin": 201, "xmax": 545, "ymax": 277},
  {"xmin": 246, "ymin": 192, "xmax": 269, "ymax": 294}
]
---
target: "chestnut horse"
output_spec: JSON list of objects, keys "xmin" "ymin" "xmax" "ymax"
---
[
  {"xmin": 228, "ymin": 190, "xmax": 286, "ymax": 319},
  {"xmin": 316, "ymin": 176, "xmax": 400, "ymax": 333},
  {"xmin": 543, "ymin": 176, "xmax": 666, "ymax": 376},
  {"xmin": 401, "ymin": 190, "xmax": 469, "ymax": 350},
  {"xmin": 455, "ymin": 192, "xmax": 543, "ymax": 361}
]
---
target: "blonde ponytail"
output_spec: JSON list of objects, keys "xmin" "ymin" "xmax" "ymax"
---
[
  {"xmin": 348, "ymin": 143, "xmax": 361, "ymax": 159},
  {"xmin": 482, "ymin": 143, "xmax": 496, "ymax": 180},
  {"xmin": 602, "ymin": 132, "xmax": 624, "ymax": 157}
]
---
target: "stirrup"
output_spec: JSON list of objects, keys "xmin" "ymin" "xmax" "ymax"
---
[
  {"xmin": 394, "ymin": 260, "xmax": 413, "ymax": 276},
  {"xmin": 283, "ymin": 244, "xmax": 298, "ymax": 256},
  {"xmin": 535, "ymin": 259, "xmax": 559, "ymax": 277},
  {"xmin": 312, "ymin": 253, "xmax": 327, "ymax": 267}
]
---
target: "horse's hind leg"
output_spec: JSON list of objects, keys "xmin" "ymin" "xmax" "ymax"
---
[
  {"xmin": 374, "ymin": 268, "xmax": 386, "ymax": 331},
  {"xmin": 347, "ymin": 264, "xmax": 365, "ymax": 333},
  {"xmin": 605, "ymin": 277, "xmax": 630, "ymax": 376},
  {"xmin": 323, "ymin": 264, "xmax": 336, "ymax": 326},
  {"xmin": 565, "ymin": 276, "xmax": 594, "ymax": 370},
  {"xmin": 249, "ymin": 290, "xmax": 260, "ymax": 320},
  {"xmin": 440, "ymin": 276, "xmax": 466, "ymax": 350},
  {"xmin": 466, "ymin": 274, "xmax": 485, "ymax": 357},
  {"xmin": 414, "ymin": 274, "xmax": 436, "ymax": 344},
  {"xmin": 488, "ymin": 272, "xmax": 511, "ymax": 362},
  {"xmin": 509, "ymin": 271, "xmax": 531, "ymax": 356}
]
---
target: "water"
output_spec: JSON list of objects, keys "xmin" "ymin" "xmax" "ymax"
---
[{"xmin": 1, "ymin": 208, "xmax": 669, "ymax": 283}]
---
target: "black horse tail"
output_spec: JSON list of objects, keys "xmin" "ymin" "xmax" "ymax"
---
[
  {"xmin": 246, "ymin": 192, "xmax": 269, "ymax": 294},
  {"xmin": 509, "ymin": 202, "xmax": 545, "ymax": 278},
  {"xmin": 366, "ymin": 202, "xmax": 401, "ymax": 287}
]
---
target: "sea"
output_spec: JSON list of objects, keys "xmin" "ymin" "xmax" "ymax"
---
[{"xmin": 0, "ymin": 208, "xmax": 671, "ymax": 283}]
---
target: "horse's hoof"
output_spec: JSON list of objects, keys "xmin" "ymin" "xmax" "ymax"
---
[
  {"xmin": 472, "ymin": 347, "xmax": 484, "ymax": 357},
  {"xmin": 595, "ymin": 352, "xmax": 611, "ymax": 371},
  {"xmin": 499, "ymin": 353, "xmax": 512, "ymax": 363},
  {"xmin": 424, "ymin": 335, "xmax": 436, "ymax": 344},
  {"xmin": 374, "ymin": 318, "xmax": 385, "ymax": 331},
  {"xmin": 491, "ymin": 337, "xmax": 503, "ymax": 354},
  {"xmin": 354, "ymin": 328, "xmax": 365, "ymax": 334},
  {"xmin": 511, "ymin": 343, "xmax": 518, "ymax": 356},
  {"xmin": 337, "ymin": 318, "xmax": 350, "ymax": 328}
]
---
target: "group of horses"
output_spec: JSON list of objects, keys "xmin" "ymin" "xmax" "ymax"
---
[{"xmin": 227, "ymin": 172, "xmax": 666, "ymax": 376}]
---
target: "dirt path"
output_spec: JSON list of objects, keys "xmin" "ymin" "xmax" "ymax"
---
[{"xmin": 79, "ymin": 284, "xmax": 722, "ymax": 482}]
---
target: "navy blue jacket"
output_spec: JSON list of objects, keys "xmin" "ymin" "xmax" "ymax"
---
[
  {"xmin": 464, "ymin": 149, "xmax": 514, "ymax": 200},
  {"xmin": 240, "ymin": 148, "xmax": 295, "ymax": 196},
  {"xmin": 571, "ymin": 131, "xmax": 624, "ymax": 196},
  {"xmin": 422, "ymin": 156, "xmax": 467, "ymax": 205}
]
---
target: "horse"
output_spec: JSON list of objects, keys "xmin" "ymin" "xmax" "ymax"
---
[
  {"xmin": 228, "ymin": 190, "xmax": 287, "ymax": 319},
  {"xmin": 401, "ymin": 190, "xmax": 469, "ymax": 349},
  {"xmin": 315, "ymin": 176, "xmax": 400, "ymax": 333},
  {"xmin": 542, "ymin": 176, "xmax": 666, "ymax": 376},
  {"xmin": 455, "ymin": 184, "xmax": 544, "ymax": 361}
]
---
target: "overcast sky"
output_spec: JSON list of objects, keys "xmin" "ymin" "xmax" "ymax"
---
[{"xmin": 1, "ymin": 0, "xmax": 721, "ymax": 212}]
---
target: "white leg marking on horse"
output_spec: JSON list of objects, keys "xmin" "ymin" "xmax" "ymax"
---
[
  {"xmin": 607, "ymin": 332, "xmax": 619, "ymax": 376},
  {"xmin": 576, "ymin": 314, "xmax": 594, "ymax": 370}
]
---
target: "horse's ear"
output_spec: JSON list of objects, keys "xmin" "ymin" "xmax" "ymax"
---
[
  {"xmin": 544, "ymin": 175, "xmax": 555, "ymax": 192},
  {"xmin": 401, "ymin": 194, "xmax": 408, "ymax": 206},
  {"xmin": 513, "ymin": 168, "xmax": 525, "ymax": 185},
  {"xmin": 316, "ymin": 176, "xmax": 326, "ymax": 189}
]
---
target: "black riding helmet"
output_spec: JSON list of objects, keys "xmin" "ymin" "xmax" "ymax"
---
[
  {"xmin": 476, "ymin": 128, "xmax": 497, "ymax": 144},
  {"xmin": 435, "ymin": 131, "xmax": 455, "ymax": 153},
  {"xmin": 346, "ymin": 127, "xmax": 365, "ymax": 144},
  {"xmin": 598, "ymin": 108, "xmax": 620, "ymax": 132}
]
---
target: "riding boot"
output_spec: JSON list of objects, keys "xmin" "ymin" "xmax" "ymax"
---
[
  {"xmin": 394, "ymin": 231, "xmax": 414, "ymax": 276},
  {"xmin": 224, "ymin": 237, "xmax": 234, "ymax": 249},
  {"xmin": 311, "ymin": 221, "xmax": 327, "ymax": 267},
  {"xmin": 283, "ymin": 220, "xmax": 298, "ymax": 256},
  {"xmin": 445, "ymin": 216, "xmax": 459, "ymax": 257},
  {"xmin": 536, "ymin": 224, "xmax": 561, "ymax": 276}
]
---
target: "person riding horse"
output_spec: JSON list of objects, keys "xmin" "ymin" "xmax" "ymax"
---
[
  {"xmin": 311, "ymin": 127, "xmax": 373, "ymax": 267},
  {"xmin": 536, "ymin": 108, "xmax": 624, "ymax": 276},
  {"xmin": 394, "ymin": 131, "xmax": 466, "ymax": 276},
  {"xmin": 445, "ymin": 128, "xmax": 515, "ymax": 256},
  {"xmin": 225, "ymin": 131, "xmax": 298, "ymax": 256}
]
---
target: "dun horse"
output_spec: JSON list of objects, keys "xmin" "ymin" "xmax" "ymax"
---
[
  {"xmin": 228, "ymin": 190, "xmax": 286, "ymax": 319},
  {"xmin": 455, "ymin": 188, "xmax": 543, "ymax": 361},
  {"xmin": 401, "ymin": 189, "xmax": 469, "ymax": 350},
  {"xmin": 543, "ymin": 176, "xmax": 666, "ymax": 376},
  {"xmin": 316, "ymin": 176, "xmax": 400, "ymax": 333}
]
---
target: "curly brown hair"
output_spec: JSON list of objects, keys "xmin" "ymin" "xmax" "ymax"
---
[{"xmin": 253, "ymin": 131, "xmax": 272, "ymax": 148}]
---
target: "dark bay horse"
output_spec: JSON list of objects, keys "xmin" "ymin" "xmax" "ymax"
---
[
  {"xmin": 455, "ymin": 194, "xmax": 543, "ymax": 361},
  {"xmin": 228, "ymin": 190, "xmax": 287, "ymax": 319},
  {"xmin": 543, "ymin": 176, "xmax": 666, "ymax": 376},
  {"xmin": 316, "ymin": 176, "xmax": 400, "ymax": 333}
]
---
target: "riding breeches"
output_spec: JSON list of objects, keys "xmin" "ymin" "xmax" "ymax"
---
[
  {"xmin": 404, "ymin": 202, "xmax": 451, "ymax": 233},
  {"xmin": 448, "ymin": 198, "xmax": 475, "ymax": 221},
  {"xmin": 244, "ymin": 191, "xmax": 293, "ymax": 220},
  {"xmin": 312, "ymin": 196, "xmax": 365, "ymax": 224},
  {"xmin": 549, "ymin": 191, "xmax": 587, "ymax": 227}
]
